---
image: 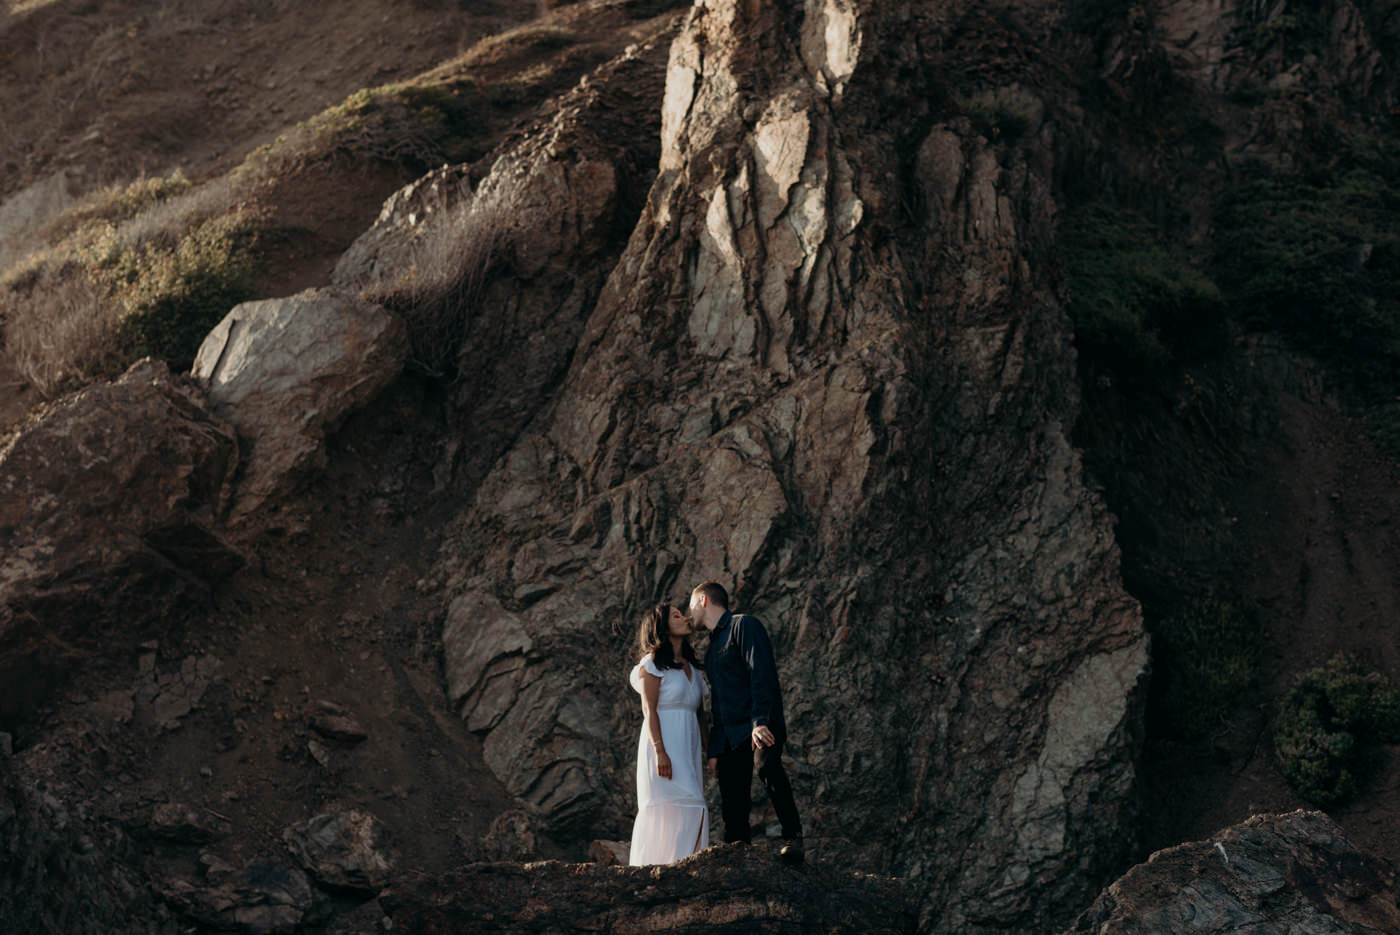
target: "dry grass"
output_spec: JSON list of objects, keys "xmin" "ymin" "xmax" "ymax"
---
[
  {"xmin": 2, "ymin": 261, "xmax": 115, "ymax": 397},
  {"xmin": 360, "ymin": 180, "xmax": 521, "ymax": 378},
  {"xmin": 0, "ymin": 172, "xmax": 259, "ymax": 396}
]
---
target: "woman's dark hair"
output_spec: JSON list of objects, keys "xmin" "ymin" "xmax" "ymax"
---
[{"xmin": 638, "ymin": 602, "xmax": 699, "ymax": 670}]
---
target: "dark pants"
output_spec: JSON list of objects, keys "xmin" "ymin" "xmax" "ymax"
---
[{"xmin": 714, "ymin": 725, "xmax": 802, "ymax": 844}]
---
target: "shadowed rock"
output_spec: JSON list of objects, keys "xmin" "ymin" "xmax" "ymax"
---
[
  {"xmin": 378, "ymin": 843, "xmax": 917, "ymax": 934},
  {"xmin": 333, "ymin": 30, "xmax": 674, "ymax": 493},
  {"xmin": 1063, "ymin": 811, "xmax": 1400, "ymax": 934},
  {"xmin": 0, "ymin": 359, "xmax": 240, "ymax": 724},
  {"xmin": 160, "ymin": 855, "xmax": 321, "ymax": 934},
  {"xmin": 284, "ymin": 808, "xmax": 397, "ymax": 894}
]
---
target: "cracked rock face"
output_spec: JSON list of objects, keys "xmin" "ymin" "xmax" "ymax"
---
[
  {"xmin": 427, "ymin": 1, "xmax": 1147, "ymax": 931},
  {"xmin": 1063, "ymin": 811, "xmax": 1400, "ymax": 935}
]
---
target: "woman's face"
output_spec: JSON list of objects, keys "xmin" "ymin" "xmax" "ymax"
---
[{"xmin": 667, "ymin": 605, "xmax": 693, "ymax": 637}]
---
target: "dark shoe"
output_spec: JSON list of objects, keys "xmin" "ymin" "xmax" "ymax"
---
[{"xmin": 779, "ymin": 839, "xmax": 804, "ymax": 865}]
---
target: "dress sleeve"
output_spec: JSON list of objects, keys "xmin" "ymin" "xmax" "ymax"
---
[{"xmin": 630, "ymin": 654, "xmax": 664, "ymax": 694}]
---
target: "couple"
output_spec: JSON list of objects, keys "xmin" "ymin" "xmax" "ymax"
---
[{"xmin": 626, "ymin": 581, "xmax": 803, "ymax": 866}]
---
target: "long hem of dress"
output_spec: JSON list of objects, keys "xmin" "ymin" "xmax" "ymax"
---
[{"xmin": 627, "ymin": 804, "xmax": 709, "ymax": 866}]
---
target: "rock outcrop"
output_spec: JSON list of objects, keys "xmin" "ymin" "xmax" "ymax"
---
[
  {"xmin": 191, "ymin": 287, "xmax": 409, "ymax": 522},
  {"xmin": 333, "ymin": 31, "xmax": 675, "ymax": 493},
  {"xmin": 0, "ymin": 359, "xmax": 240, "ymax": 723},
  {"xmin": 378, "ymin": 843, "xmax": 917, "ymax": 934},
  {"xmin": 427, "ymin": 1, "xmax": 1148, "ymax": 931},
  {"xmin": 1063, "ymin": 811, "xmax": 1400, "ymax": 934}
]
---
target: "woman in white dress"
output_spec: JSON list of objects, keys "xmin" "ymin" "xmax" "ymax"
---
[{"xmin": 628, "ymin": 602, "xmax": 709, "ymax": 866}]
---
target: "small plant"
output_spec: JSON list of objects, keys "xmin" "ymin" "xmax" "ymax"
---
[
  {"xmin": 1062, "ymin": 204, "xmax": 1226, "ymax": 389},
  {"xmin": 1150, "ymin": 595, "xmax": 1259, "ymax": 739},
  {"xmin": 104, "ymin": 212, "xmax": 264, "ymax": 368},
  {"xmin": 359, "ymin": 182, "xmax": 518, "ymax": 379},
  {"xmin": 1275, "ymin": 656, "xmax": 1400, "ymax": 805},
  {"xmin": 1, "ymin": 259, "xmax": 115, "ymax": 397}
]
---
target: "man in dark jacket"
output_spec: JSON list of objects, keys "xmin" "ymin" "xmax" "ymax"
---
[{"xmin": 690, "ymin": 580, "xmax": 803, "ymax": 864}]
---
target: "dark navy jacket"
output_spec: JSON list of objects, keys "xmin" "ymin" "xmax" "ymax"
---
[{"xmin": 703, "ymin": 611, "xmax": 785, "ymax": 757}]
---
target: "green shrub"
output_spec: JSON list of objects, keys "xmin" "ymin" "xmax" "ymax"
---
[
  {"xmin": 1062, "ymin": 204, "xmax": 1226, "ymax": 388},
  {"xmin": 1151, "ymin": 596, "xmax": 1258, "ymax": 738},
  {"xmin": 306, "ymin": 82, "xmax": 489, "ymax": 169},
  {"xmin": 103, "ymin": 213, "xmax": 263, "ymax": 368},
  {"xmin": 1275, "ymin": 656, "xmax": 1400, "ymax": 805},
  {"xmin": 1213, "ymin": 162, "xmax": 1400, "ymax": 391}
]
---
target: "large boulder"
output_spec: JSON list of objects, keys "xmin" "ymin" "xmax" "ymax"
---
[
  {"xmin": 0, "ymin": 359, "xmax": 240, "ymax": 724},
  {"xmin": 191, "ymin": 287, "xmax": 408, "ymax": 520},
  {"xmin": 1063, "ymin": 811, "xmax": 1400, "ymax": 934}
]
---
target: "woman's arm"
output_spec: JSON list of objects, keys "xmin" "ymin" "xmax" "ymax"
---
[{"xmin": 640, "ymin": 670, "xmax": 672, "ymax": 780}]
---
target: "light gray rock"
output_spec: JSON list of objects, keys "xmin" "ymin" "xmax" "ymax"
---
[
  {"xmin": 1063, "ymin": 811, "xmax": 1400, "ymax": 934},
  {"xmin": 191, "ymin": 287, "xmax": 408, "ymax": 520},
  {"xmin": 283, "ymin": 809, "xmax": 396, "ymax": 894},
  {"xmin": 588, "ymin": 839, "xmax": 629, "ymax": 866}
]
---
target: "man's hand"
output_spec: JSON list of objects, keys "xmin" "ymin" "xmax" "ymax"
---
[
  {"xmin": 707, "ymin": 757, "xmax": 718, "ymax": 778},
  {"xmin": 751, "ymin": 725, "xmax": 775, "ymax": 750},
  {"xmin": 656, "ymin": 749, "xmax": 672, "ymax": 780}
]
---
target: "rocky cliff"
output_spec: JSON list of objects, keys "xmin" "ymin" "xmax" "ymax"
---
[
  {"xmin": 2, "ymin": 0, "xmax": 1399, "ymax": 931},
  {"xmin": 421, "ymin": 2, "xmax": 1150, "ymax": 932}
]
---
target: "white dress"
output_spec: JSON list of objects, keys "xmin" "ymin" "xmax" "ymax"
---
[{"xmin": 628, "ymin": 653, "xmax": 709, "ymax": 866}]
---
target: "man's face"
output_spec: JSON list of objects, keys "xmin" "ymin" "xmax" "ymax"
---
[{"xmin": 688, "ymin": 592, "xmax": 704, "ymax": 626}]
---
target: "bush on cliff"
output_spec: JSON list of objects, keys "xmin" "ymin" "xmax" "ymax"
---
[
  {"xmin": 1274, "ymin": 656, "xmax": 1400, "ymax": 805},
  {"xmin": 301, "ymin": 83, "xmax": 489, "ymax": 170},
  {"xmin": 1062, "ymin": 204, "xmax": 1226, "ymax": 391},
  {"xmin": 1213, "ymin": 149, "xmax": 1400, "ymax": 394},
  {"xmin": 103, "ymin": 212, "xmax": 264, "ymax": 368}
]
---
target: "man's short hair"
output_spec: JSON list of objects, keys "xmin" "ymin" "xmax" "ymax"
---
[{"xmin": 694, "ymin": 580, "xmax": 729, "ymax": 609}]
